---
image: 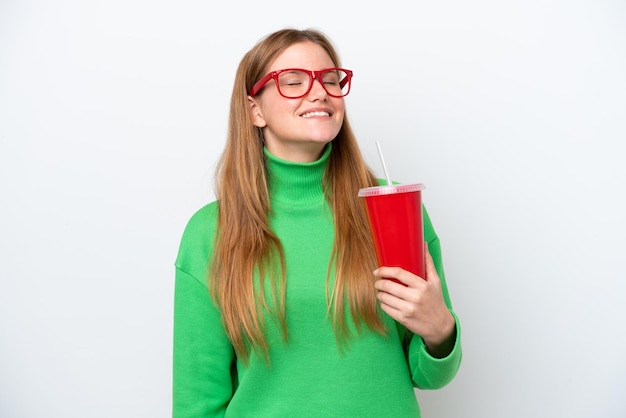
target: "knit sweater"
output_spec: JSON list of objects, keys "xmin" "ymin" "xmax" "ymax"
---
[{"xmin": 173, "ymin": 144, "xmax": 462, "ymax": 417}]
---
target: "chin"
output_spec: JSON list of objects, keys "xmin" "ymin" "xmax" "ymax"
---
[{"xmin": 307, "ymin": 130, "xmax": 340, "ymax": 144}]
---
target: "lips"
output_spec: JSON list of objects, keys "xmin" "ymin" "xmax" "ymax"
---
[{"xmin": 301, "ymin": 111, "xmax": 331, "ymax": 118}]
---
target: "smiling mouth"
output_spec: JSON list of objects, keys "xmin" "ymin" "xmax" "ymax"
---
[{"xmin": 301, "ymin": 111, "xmax": 330, "ymax": 118}]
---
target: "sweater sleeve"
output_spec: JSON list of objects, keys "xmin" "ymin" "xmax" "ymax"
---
[
  {"xmin": 173, "ymin": 268, "xmax": 235, "ymax": 417},
  {"xmin": 406, "ymin": 206, "xmax": 463, "ymax": 389},
  {"xmin": 173, "ymin": 204, "xmax": 236, "ymax": 417}
]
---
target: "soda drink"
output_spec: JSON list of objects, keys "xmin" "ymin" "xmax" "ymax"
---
[{"xmin": 358, "ymin": 183, "xmax": 426, "ymax": 283}]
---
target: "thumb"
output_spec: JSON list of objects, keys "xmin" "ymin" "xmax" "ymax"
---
[{"xmin": 424, "ymin": 243, "xmax": 439, "ymax": 282}]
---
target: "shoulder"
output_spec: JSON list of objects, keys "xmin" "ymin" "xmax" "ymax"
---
[
  {"xmin": 182, "ymin": 201, "xmax": 220, "ymax": 238},
  {"xmin": 175, "ymin": 201, "xmax": 220, "ymax": 280}
]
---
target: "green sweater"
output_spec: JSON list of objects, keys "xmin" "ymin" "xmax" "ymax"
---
[{"xmin": 173, "ymin": 145, "xmax": 462, "ymax": 417}]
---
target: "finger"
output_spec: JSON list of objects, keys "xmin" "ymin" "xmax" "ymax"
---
[
  {"xmin": 376, "ymin": 288, "xmax": 422, "ymax": 328},
  {"xmin": 373, "ymin": 266, "xmax": 419, "ymax": 288},
  {"xmin": 377, "ymin": 300, "xmax": 404, "ymax": 323},
  {"xmin": 375, "ymin": 286, "xmax": 406, "ymax": 311},
  {"xmin": 374, "ymin": 275, "xmax": 422, "ymax": 312},
  {"xmin": 373, "ymin": 275, "xmax": 408, "ymax": 295}
]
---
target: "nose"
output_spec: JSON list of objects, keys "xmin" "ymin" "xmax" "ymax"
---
[{"xmin": 307, "ymin": 76, "xmax": 328, "ymax": 99}]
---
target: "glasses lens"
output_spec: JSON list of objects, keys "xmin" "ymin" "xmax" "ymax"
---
[
  {"xmin": 277, "ymin": 70, "xmax": 311, "ymax": 98},
  {"xmin": 321, "ymin": 69, "xmax": 350, "ymax": 97}
]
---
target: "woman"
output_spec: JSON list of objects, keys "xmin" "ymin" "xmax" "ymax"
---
[{"xmin": 173, "ymin": 28, "xmax": 461, "ymax": 417}]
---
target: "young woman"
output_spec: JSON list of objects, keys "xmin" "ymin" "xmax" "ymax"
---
[{"xmin": 173, "ymin": 28, "xmax": 462, "ymax": 417}]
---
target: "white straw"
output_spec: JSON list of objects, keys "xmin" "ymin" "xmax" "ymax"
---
[{"xmin": 375, "ymin": 141, "xmax": 392, "ymax": 186}]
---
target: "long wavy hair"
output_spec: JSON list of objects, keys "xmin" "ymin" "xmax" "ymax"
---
[{"xmin": 210, "ymin": 28, "xmax": 384, "ymax": 362}]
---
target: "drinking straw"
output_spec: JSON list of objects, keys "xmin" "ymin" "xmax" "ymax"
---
[{"xmin": 375, "ymin": 141, "xmax": 393, "ymax": 186}]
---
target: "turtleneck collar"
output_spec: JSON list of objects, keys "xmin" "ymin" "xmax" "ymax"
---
[{"xmin": 264, "ymin": 143, "xmax": 332, "ymax": 205}]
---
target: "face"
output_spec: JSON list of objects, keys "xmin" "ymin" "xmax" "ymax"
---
[{"xmin": 248, "ymin": 41, "xmax": 345, "ymax": 162}]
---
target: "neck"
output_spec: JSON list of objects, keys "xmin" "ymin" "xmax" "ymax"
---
[{"xmin": 264, "ymin": 143, "xmax": 332, "ymax": 205}]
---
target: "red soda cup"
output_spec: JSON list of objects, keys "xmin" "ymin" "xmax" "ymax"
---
[{"xmin": 358, "ymin": 183, "xmax": 426, "ymax": 283}]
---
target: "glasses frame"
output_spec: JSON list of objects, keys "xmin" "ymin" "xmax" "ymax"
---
[{"xmin": 249, "ymin": 67, "xmax": 353, "ymax": 98}]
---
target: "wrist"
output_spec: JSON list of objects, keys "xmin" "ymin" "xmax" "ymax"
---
[{"xmin": 424, "ymin": 312, "xmax": 456, "ymax": 358}]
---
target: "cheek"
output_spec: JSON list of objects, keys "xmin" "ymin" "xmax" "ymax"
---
[
  {"xmin": 333, "ymin": 98, "xmax": 345, "ymax": 115},
  {"xmin": 334, "ymin": 103, "xmax": 345, "ymax": 122},
  {"xmin": 266, "ymin": 100, "xmax": 299, "ymax": 120}
]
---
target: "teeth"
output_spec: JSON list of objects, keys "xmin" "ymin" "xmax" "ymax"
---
[{"xmin": 301, "ymin": 111, "xmax": 330, "ymax": 118}]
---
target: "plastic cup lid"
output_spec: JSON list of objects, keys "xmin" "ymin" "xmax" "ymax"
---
[{"xmin": 358, "ymin": 183, "xmax": 425, "ymax": 197}]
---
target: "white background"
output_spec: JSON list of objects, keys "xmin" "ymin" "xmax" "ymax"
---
[{"xmin": 1, "ymin": 0, "xmax": 625, "ymax": 417}]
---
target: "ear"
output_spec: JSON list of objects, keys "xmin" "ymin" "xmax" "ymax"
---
[{"xmin": 248, "ymin": 96, "xmax": 267, "ymax": 128}]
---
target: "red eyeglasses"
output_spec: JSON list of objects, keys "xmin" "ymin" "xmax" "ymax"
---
[{"xmin": 249, "ymin": 68, "xmax": 353, "ymax": 98}]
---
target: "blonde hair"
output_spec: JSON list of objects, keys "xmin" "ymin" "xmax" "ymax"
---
[{"xmin": 211, "ymin": 28, "xmax": 384, "ymax": 361}]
